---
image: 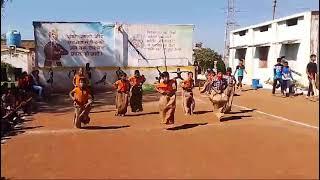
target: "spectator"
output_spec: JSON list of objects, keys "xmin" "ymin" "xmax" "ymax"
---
[
  {"xmin": 30, "ymin": 70, "xmax": 44, "ymax": 100},
  {"xmin": 272, "ymin": 58, "xmax": 284, "ymax": 95},
  {"xmin": 18, "ymin": 72, "xmax": 30, "ymax": 90},
  {"xmin": 1, "ymin": 88, "xmax": 16, "ymax": 111},
  {"xmin": 306, "ymin": 54, "xmax": 318, "ymax": 98},
  {"xmin": 282, "ymin": 61, "xmax": 294, "ymax": 97}
]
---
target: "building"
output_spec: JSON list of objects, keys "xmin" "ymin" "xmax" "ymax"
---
[
  {"xmin": 1, "ymin": 40, "xmax": 36, "ymax": 79},
  {"xmin": 228, "ymin": 11, "xmax": 319, "ymax": 87}
]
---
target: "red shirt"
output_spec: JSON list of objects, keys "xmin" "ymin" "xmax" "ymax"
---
[
  {"xmin": 18, "ymin": 77, "xmax": 29, "ymax": 89},
  {"xmin": 71, "ymin": 87, "xmax": 91, "ymax": 106},
  {"xmin": 73, "ymin": 74, "xmax": 86, "ymax": 87},
  {"xmin": 129, "ymin": 75, "xmax": 146, "ymax": 86},
  {"xmin": 156, "ymin": 79, "xmax": 177, "ymax": 93},
  {"xmin": 181, "ymin": 78, "xmax": 194, "ymax": 90},
  {"xmin": 114, "ymin": 80, "xmax": 130, "ymax": 92}
]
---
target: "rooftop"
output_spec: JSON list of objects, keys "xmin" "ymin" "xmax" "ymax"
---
[
  {"xmin": 1, "ymin": 39, "xmax": 35, "ymax": 51},
  {"xmin": 231, "ymin": 11, "xmax": 319, "ymax": 33}
]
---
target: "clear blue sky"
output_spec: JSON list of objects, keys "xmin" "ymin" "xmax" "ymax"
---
[{"xmin": 1, "ymin": 0, "xmax": 318, "ymax": 53}]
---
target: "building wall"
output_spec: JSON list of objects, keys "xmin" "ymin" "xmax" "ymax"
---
[
  {"xmin": 229, "ymin": 11, "xmax": 318, "ymax": 87},
  {"xmin": 32, "ymin": 22, "xmax": 194, "ymax": 92},
  {"xmin": 36, "ymin": 66, "xmax": 194, "ymax": 93},
  {"xmin": 310, "ymin": 11, "xmax": 319, "ymax": 69},
  {"xmin": 1, "ymin": 52, "xmax": 32, "ymax": 73}
]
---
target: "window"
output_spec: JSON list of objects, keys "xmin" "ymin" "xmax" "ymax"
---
[
  {"xmin": 286, "ymin": 18, "xmax": 298, "ymax": 26},
  {"xmin": 235, "ymin": 48, "xmax": 247, "ymax": 60},
  {"xmin": 239, "ymin": 30, "xmax": 247, "ymax": 36},
  {"xmin": 280, "ymin": 43, "xmax": 300, "ymax": 61},
  {"xmin": 257, "ymin": 47, "xmax": 269, "ymax": 68},
  {"xmin": 260, "ymin": 25, "xmax": 269, "ymax": 32}
]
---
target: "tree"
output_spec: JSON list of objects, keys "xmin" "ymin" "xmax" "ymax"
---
[
  {"xmin": 193, "ymin": 47, "xmax": 225, "ymax": 72},
  {"xmin": 1, "ymin": 0, "xmax": 10, "ymax": 8},
  {"xmin": 216, "ymin": 59, "xmax": 226, "ymax": 74}
]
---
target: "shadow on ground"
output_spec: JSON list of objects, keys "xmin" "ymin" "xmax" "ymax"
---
[
  {"xmin": 227, "ymin": 109, "xmax": 256, "ymax": 114},
  {"xmin": 193, "ymin": 110, "xmax": 212, "ymax": 115},
  {"xmin": 166, "ymin": 123, "xmax": 208, "ymax": 131},
  {"xmin": 1, "ymin": 125, "xmax": 43, "ymax": 144},
  {"xmin": 125, "ymin": 112, "xmax": 159, "ymax": 117},
  {"xmin": 91, "ymin": 109, "xmax": 115, "ymax": 113},
  {"xmin": 81, "ymin": 125, "xmax": 130, "ymax": 130},
  {"xmin": 39, "ymin": 92, "xmax": 162, "ymax": 114},
  {"xmin": 241, "ymin": 88, "xmax": 258, "ymax": 92},
  {"xmin": 220, "ymin": 115, "xmax": 252, "ymax": 122}
]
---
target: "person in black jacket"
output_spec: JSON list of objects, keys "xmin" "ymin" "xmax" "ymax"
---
[{"xmin": 306, "ymin": 54, "xmax": 318, "ymax": 98}]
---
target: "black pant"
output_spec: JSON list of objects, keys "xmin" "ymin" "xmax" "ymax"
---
[
  {"xmin": 282, "ymin": 80, "xmax": 292, "ymax": 95},
  {"xmin": 307, "ymin": 79, "xmax": 314, "ymax": 96},
  {"xmin": 272, "ymin": 78, "xmax": 283, "ymax": 94},
  {"xmin": 237, "ymin": 76, "xmax": 243, "ymax": 87}
]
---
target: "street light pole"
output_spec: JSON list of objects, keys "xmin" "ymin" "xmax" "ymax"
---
[
  {"xmin": 272, "ymin": 0, "xmax": 277, "ymax": 20},
  {"xmin": 161, "ymin": 36, "xmax": 167, "ymax": 71}
]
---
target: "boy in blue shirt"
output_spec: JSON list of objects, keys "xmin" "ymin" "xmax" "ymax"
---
[
  {"xmin": 282, "ymin": 61, "xmax": 294, "ymax": 97},
  {"xmin": 234, "ymin": 59, "xmax": 247, "ymax": 91},
  {"xmin": 272, "ymin": 58, "xmax": 284, "ymax": 95}
]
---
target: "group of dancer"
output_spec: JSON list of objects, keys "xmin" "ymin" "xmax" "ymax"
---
[
  {"xmin": 68, "ymin": 54, "xmax": 318, "ymax": 128},
  {"xmin": 68, "ymin": 64, "xmax": 239, "ymax": 128},
  {"xmin": 69, "ymin": 67, "xmax": 149, "ymax": 128}
]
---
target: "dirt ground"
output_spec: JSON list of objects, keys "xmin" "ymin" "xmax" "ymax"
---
[{"xmin": 1, "ymin": 87, "xmax": 319, "ymax": 179}]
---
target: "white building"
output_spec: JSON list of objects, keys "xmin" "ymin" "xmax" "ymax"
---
[{"xmin": 229, "ymin": 11, "xmax": 319, "ymax": 87}]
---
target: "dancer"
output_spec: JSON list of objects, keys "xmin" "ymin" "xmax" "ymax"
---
[
  {"xmin": 209, "ymin": 71, "xmax": 228, "ymax": 120},
  {"xmin": 181, "ymin": 71, "xmax": 195, "ymax": 115},
  {"xmin": 156, "ymin": 72, "xmax": 177, "ymax": 124},
  {"xmin": 85, "ymin": 63, "xmax": 94, "ymax": 99},
  {"xmin": 129, "ymin": 70, "xmax": 146, "ymax": 112},
  {"xmin": 224, "ymin": 67, "xmax": 236, "ymax": 113},
  {"xmin": 73, "ymin": 67, "xmax": 86, "ymax": 87},
  {"xmin": 200, "ymin": 69, "xmax": 215, "ymax": 94},
  {"xmin": 69, "ymin": 78, "xmax": 93, "ymax": 128},
  {"xmin": 116, "ymin": 67, "xmax": 125, "ymax": 80},
  {"xmin": 114, "ymin": 73, "xmax": 130, "ymax": 116}
]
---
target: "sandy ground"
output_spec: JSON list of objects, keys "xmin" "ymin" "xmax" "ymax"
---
[{"xmin": 1, "ymin": 87, "xmax": 319, "ymax": 179}]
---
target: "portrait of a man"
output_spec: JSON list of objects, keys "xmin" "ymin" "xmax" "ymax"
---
[{"xmin": 43, "ymin": 29, "xmax": 68, "ymax": 67}]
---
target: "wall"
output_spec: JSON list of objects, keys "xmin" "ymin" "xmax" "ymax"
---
[
  {"xmin": 1, "ymin": 52, "xmax": 32, "ymax": 73},
  {"xmin": 310, "ymin": 12, "xmax": 319, "ymax": 62},
  {"xmin": 33, "ymin": 22, "xmax": 194, "ymax": 92},
  {"xmin": 36, "ymin": 66, "xmax": 194, "ymax": 93}
]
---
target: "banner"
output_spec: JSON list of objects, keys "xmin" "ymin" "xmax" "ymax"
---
[
  {"xmin": 123, "ymin": 24, "xmax": 194, "ymax": 67},
  {"xmin": 33, "ymin": 22, "xmax": 116, "ymax": 67}
]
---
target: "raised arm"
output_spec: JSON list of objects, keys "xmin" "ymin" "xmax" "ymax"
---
[
  {"xmin": 69, "ymin": 89, "xmax": 75, "ymax": 101},
  {"xmin": 72, "ymin": 76, "xmax": 77, "ymax": 86}
]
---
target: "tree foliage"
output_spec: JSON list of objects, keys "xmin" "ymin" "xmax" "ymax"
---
[
  {"xmin": 1, "ymin": 0, "xmax": 10, "ymax": 8},
  {"xmin": 193, "ymin": 47, "xmax": 225, "ymax": 73}
]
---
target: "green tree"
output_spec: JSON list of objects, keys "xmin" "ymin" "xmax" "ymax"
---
[
  {"xmin": 216, "ymin": 59, "xmax": 226, "ymax": 74},
  {"xmin": 193, "ymin": 47, "xmax": 224, "ymax": 72},
  {"xmin": 1, "ymin": 0, "xmax": 10, "ymax": 8}
]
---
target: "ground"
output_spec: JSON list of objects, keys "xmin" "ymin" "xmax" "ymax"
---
[{"xmin": 1, "ymin": 87, "xmax": 319, "ymax": 179}]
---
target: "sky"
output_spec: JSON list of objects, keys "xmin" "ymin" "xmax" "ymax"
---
[{"xmin": 1, "ymin": 0, "xmax": 319, "ymax": 53}]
